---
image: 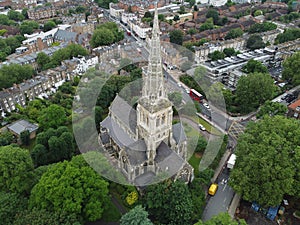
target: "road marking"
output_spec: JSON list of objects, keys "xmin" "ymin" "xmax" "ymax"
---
[
  {"xmin": 222, "ymin": 183, "xmax": 227, "ymax": 191},
  {"xmin": 223, "ymin": 197, "xmax": 227, "ymax": 203}
]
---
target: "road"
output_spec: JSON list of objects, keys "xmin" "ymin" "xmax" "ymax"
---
[{"xmin": 202, "ymin": 171, "xmax": 235, "ymax": 222}]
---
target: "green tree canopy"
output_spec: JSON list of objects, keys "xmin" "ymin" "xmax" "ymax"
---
[
  {"xmin": 29, "ymin": 155, "xmax": 110, "ymax": 222},
  {"xmin": 208, "ymin": 50, "xmax": 225, "ymax": 61},
  {"xmin": 0, "ymin": 146, "xmax": 34, "ymax": 195},
  {"xmin": 236, "ymin": 72, "xmax": 276, "ymax": 113},
  {"xmin": 225, "ymin": 28, "xmax": 243, "ymax": 40},
  {"xmin": 37, "ymin": 52, "xmax": 51, "ymax": 71},
  {"xmin": 275, "ymin": 28, "xmax": 300, "ymax": 44},
  {"xmin": 242, "ymin": 59, "xmax": 268, "ymax": 74},
  {"xmin": 168, "ymin": 91, "xmax": 183, "ymax": 107},
  {"xmin": 7, "ymin": 10, "xmax": 24, "ymax": 21},
  {"xmin": 230, "ymin": 116, "xmax": 300, "ymax": 206},
  {"xmin": 38, "ymin": 104, "xmax": 67, "ymax": 130},
  {"xmin": 256, "ymin": 100, "xmax": 287, "ymax": 118},
  {"xmin": 95, "ymin": 0, "xmax": 117, "ymax": 8},
  {"xmin": 248, "ymin": 22, "xmax": 277, "ymax": 34},
  {"xmin": 43, "ymin": 20, "xmax": 56, "ymax": 32},
  {"xmin": 0, "ymin": 191, "xmax": 28, "ymax": 225},
  {"xmin": 195, "ymin": 212, "xmax": 247, "ymax": 225},
  {"xmin": 282, "ymin": 51, "xmax": 300, "ymax": 85},
  {"xmin": 169, "ymin": 29, "xmax": 184, "ymax": 45},
  {"xmin": 120, "ymin": 205, "xmax": 153, "ymax": 225},
  {"xmin": 143, "ymin": 180, "xmax": 193, "ymax": 225},
  {"xmin": 246, "ymin": 34, "xmax": 265, "ymax": 50}
]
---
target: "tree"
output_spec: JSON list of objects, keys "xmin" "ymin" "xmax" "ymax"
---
[
  {"xmin": 283, "ymin": 51, "xmax": 300, "ymax": 85},
  {"xmin": 38, "ymin": 104, "xmax": 67, "ymax": 130},
  {"xmin": 195, "ymin": 212, "xmax": 247, "ymax": 225},
  {"xmin": 20, "ymin": 130, "xmax": 30, "ymax": 145},
  {"xmin": 143, "ymin": 180, "xmax": 193, "ymax": 225},
  {"xmin": 206, "ymin": 9, "xmax": 219, "ymax": 24},
  {"xmin": 208, "ymin": 50, "xmax": 225, "ymax": 61},
  {"xmin": 246, "ymin": 34, "xmax": 265, "ymax": 50},
  {"xmin": 242, "ymin": 59, "xmax": 268, "ymax": 74},
  {"xmin": 0, "ymin": 131, "xmax": 14, "ymax": 146},
  {"xmin": 120, "ymin": 205, "xmax": 153, "ymax": 225},
  {"xmin": 14, "ymin": 208, "xmax": 81, "ymax": 225},
  {"xmin": 0, "ymin": 146, "xmax": 34, "ymax": 195},
  {"xmin": 257, "ymin": 101, "xmax": 287, "ymax": 118},
  {"xmin": 236, "ymin": 73, "xmax": 276, "ymax": 113},
  {"xmin": 168, "ymin": 92, "xmax": 183, "ymax": 107},
  {"xmin": 224, "ymin": 28, "xmax": 243, "ymax": 40},
  {"xmin": 158, "ymin": 14, "xmax": 165, "ymax": 21},
  {"xmin": 21, "ymin": 8, "xmax": 28, "ymax": 19},
  {"xmin": 248, "ymin": 22, "xmax": 277, "ymax": 34},
  {"xmin": 43, "ymin": 20, "xmax": 56, "ymax": 32},
  {"xmin": 7, "ymin": 10, "xmax": 24, "ymax": 21},
  {"xmin": 19, "ymin": 24, "xmax": 33, "ymax": 35},
  {"xmin": 90, "ymin": 28, "xmax": 115, "ymax": 48},
  {"xmin": 230, "ymin": 116, "xmax": 300, "ymax": 206},
  {"xmin": 29, "ymin": 155, "xmax": 110, "ymax": 222},
  {"xmin": 37, "ymin": 52, "xmax": 51, "ymax": 71},
  {"xmin": 275, "ymin": 28, "xmax": 300, "ymax": 44},
  {"xmin": 207, "ymin": 82, "xmax": 226, "ymax": 106},
  {"xmin": 95, "ymin": 0, "xmax": 117, "ymax": 9},
  {"xmin": 0, "ymin": 191, "xmax": 28, "ymax": 225},
  {"xmin": 173, "ymin": 15, "xmax": 180, "ymax": 22},
  {"xmin": 169, "ymin": 29, "xmax": 184, "ymax": 45},
  {"xmin": 223, "ymin": 48, "xmax": 237, "ymax": 57}
]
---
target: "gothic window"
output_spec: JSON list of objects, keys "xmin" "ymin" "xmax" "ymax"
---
[
  {"xmin": 159, "ymin": 90, "xmax": 162, "ymax": 97},
  {"xmin": 146, "ymin": 117, "xmax": 149, "ymax": 126},
  {"xmin": 156, "ymin": 117, "xmax": 160, "ymax": 127},
  {"xmin": 162, "ymin": 114, "xmax": 166, "ymax": 124}
]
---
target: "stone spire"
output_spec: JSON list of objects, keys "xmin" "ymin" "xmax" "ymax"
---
[{"xmin": 142, "ymin": 3, "xmax": 165, "ymax": 104}]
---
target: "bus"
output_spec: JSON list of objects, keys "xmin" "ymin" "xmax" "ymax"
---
[{"xmin": 189, "ymin": 89, "xmax": 204, "ymax": 102}]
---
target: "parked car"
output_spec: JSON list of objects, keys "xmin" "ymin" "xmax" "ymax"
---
[{"xmin": 198, "ymin": 123, "xmax": 206, "ymax": 131}]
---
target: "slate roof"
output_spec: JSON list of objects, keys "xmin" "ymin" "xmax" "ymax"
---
[
  {"xmin": 100, "ymin": 117, "xmax": 135, "ymax": 148},
  {"xmin": 110, "ymin": 95, "xmax": 137, "ymax": 133},
  {"xmin": 155, "ymin": 141, "xmax": 185, "ymax": 176},
  {"xmin": 7, "ymin": 119, "xmax": 38, "ymax": 135},
  {"xmin": 54, "ymin": 30, "xmax": 77, "ymax": 42},
  {"xmin": 125, "ymin": 140, "xmax": 147, "ymax": 165}
]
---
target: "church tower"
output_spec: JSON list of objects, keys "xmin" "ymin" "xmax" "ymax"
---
[{"xmin": 136, "ymin": 3, "xmax": 175, "ymax": 167}]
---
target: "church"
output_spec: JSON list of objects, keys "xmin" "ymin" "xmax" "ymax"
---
[{"xmin": 99, "ymin": 5, "xmax": 194, "ymax": 186}]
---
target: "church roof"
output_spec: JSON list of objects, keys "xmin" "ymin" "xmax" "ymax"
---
[
  {"xmin": 134, "ymin": 171, "xmax": 156, "ymax": 187},
  {"xmin": 155, "ymin": 142, "xmax": 185, "ymax": 177},
  {"xmin": 172, "ymin": 123, "xmax": 187, "ymax": 144},
  {"xmin": 101, "ymin": 116, "xmax": 135, "ymax": 148},
  {"xmin": 125, "ymin": 140, "xmax": 147, "ymax": 165},
  {"xmin": 110, "ymin": 95, "xmax": 137, "ymax": 134}
]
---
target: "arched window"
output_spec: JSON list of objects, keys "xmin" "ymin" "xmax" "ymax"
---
[
  {"xmin": 156, "ymin": 117, "xmax": 160, "ymax": 127},
  {"xmin": 162, "ymin": 114, "xmax": 166, "ymax": 124}
]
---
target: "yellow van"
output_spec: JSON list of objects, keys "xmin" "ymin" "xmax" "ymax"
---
[{"xmin": 208, "ymin": 183, "xmax": 218, "ymax": 196}]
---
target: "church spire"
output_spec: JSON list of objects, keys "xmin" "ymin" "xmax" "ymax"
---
[{"xmin": 142, "ymin": 2, "xmax": 165, "ymax": 103}]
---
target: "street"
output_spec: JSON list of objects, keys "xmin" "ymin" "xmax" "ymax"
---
[{"xmin": 202, "ymin": 171, "xmax": 235, "ymax": 222}]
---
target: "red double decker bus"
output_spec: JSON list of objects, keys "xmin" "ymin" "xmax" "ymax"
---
[{"xmin": 189, "ymin": 89, "xmax": 204, "ymax": 102}]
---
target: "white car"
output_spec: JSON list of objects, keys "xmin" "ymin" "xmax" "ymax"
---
[
  {"xmin": 185, "ymin": 88, "xmax": 190, "ymax": 94},
  {"xmin": 177, "ymin": 82, "xmax": 182, "ymax": 87},
  {"xmin": 198, "ymin": 123, "xmax": 206, "ymax": 131},
  {"xmin": 203, "ymin": 103, "xmax": 210, "ymax": 110}
]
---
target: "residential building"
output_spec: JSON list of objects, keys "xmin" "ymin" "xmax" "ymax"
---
[
  {"xmin": 128, "ymin": 19, "xmax": 152, "ymax": 39},
  {"xmin": 288, "ymin": 99, "xmax": 300, "ymax": 119},
  {"xmin": 7, "ymin": 119, "xmax": 38, "ymax": 142},
  {"xmin": 109, "ymin": 3, "xmax": 125, "ymax": 19},
  {"xmin": 99, "ymin": 6, "xmax": 193, "ymax": 186},
  {"xmin": 27, "ymin": 6, "xmax": 57, "ymax": 20}
]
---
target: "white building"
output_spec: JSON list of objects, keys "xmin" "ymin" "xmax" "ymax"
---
[
  {"xmin": 109, "ymin": 3, "xmax": 125, "ymax": 19},
  {"xmin": 128, "ymin": 20, "xmax": 152, "ymax": 39},
  {"xmin": 72, "ymin": 56, "xmax": 99, "ymax": 75},
  {"xmin": 121, "ymin": 12, "xmax": 137, "ymax": 25},
  {"xmin": 22, "ymin": 28, "xmax": 59, "ymax": 46}
]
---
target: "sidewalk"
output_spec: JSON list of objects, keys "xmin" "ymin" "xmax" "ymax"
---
[
  {"xmin": 211, "ymin": 149, "xmax": 231, "ymax": 183},
  {"xmin": 228, "ymin": 194, "xmax": 241, "ymax": 219}
]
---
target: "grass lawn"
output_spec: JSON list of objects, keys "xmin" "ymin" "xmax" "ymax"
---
[
  {"xmin": 190, "ymin": 115, "xmax": 222, "ymax": 136},
  {"xmin": 188, "ymin": 153, "xmax": 201, "ymax": 177},
  {"xmin": 183, "ymin": 122, "xmax": 200, "ymax": 138},
  {"xmin": 101, "ymin": 200, "xmax": 121, "ymax": 222}
]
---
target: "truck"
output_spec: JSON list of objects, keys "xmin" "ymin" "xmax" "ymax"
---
[{"xmin": 227, "ymin": 153, "xmax": 236, "ymax": 169}]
